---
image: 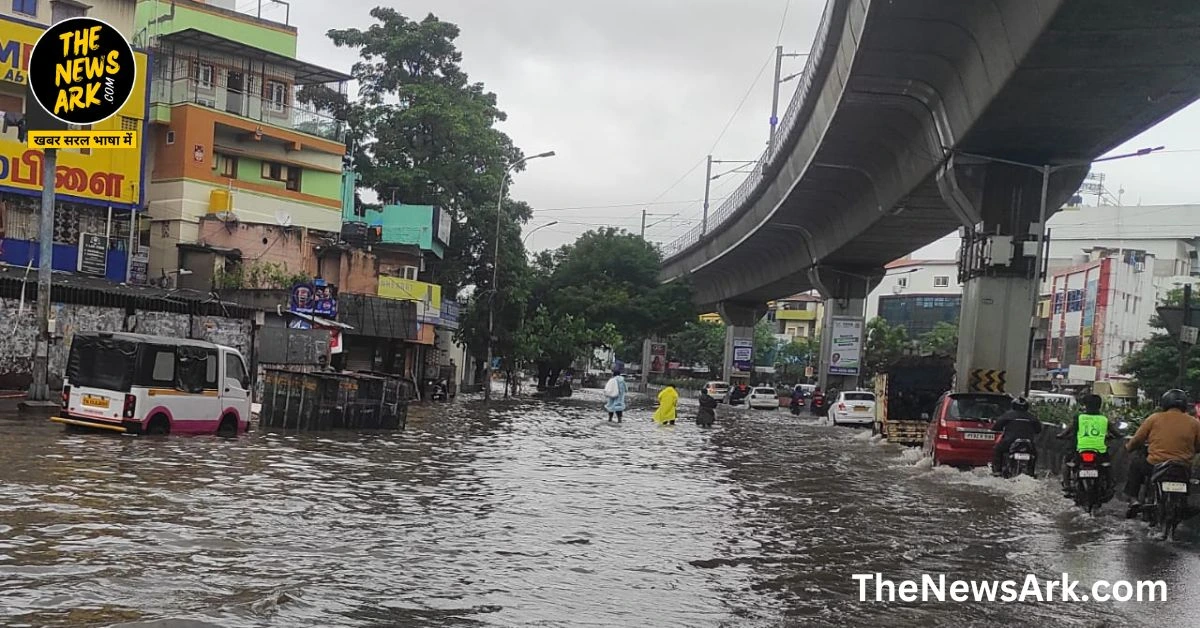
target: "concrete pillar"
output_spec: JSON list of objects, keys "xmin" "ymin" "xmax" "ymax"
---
[
  {"xmin": 941, "ymin": 160, "xmax": 1087, "ymax": 394},
  {"xmin": 717, "ymin": 301, "xmax": 766, "ymax": 382},
  {"xmin": 809, "ymin": 266, "xmax": 878, "ymax": 392}
]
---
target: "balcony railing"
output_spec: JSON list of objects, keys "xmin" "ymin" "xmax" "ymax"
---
[
  {"xmin": 660, "ymin": 0, "xmax": 840, "ymax": 260},
  {"xmin": 151, "ymin": 76, "xmax": 348, "ymax": 144}
]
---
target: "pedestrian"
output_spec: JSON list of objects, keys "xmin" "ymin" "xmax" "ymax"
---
[
  {"xmin": 697, "ymin": 388, "xmax": 717, "ymax": 427},
  {"xmin": 603, "ymin": 365, "xmax": 627, "ymax": 422},
  {"xmin": 654, "ymin": 384, "xmax": 678, "ymax": 426}
]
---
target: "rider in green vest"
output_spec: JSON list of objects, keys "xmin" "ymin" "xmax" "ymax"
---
[{"xmin": 1056, "ymin": 394, "xmax": 1123, "ymax": 497}]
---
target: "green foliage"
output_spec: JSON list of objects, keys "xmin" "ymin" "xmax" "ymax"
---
[
  {"xmin": 862, "ymin": 317, "xmax": 909, "ymax": 381},
  {"xmin": 327, "ymin": 8, "xmax": 530, "ymax": 366},
  {"xmin": 667, "ymin": 321, "xmax": 725, "ymax": 374},
  {"xmin": 528, "ymin": 228, "xmax": 696, "ymax": 363},
  {"xmin": 214, "ymin": 261, "xmax": 311, "ymax": 290},
  {"xmin": 1031, "ymin": 400, "xmax": 1157, "ymax": 431},
  {"xmin": 512, "ymin": 306, "xmax": 622, "ymax": 372},
  {"xmin": 754, "ymin": 320, "xmax": 778, "ymax": 366},
  {"xmin": 776, "ymin": 337, "xmax": 819, "ymax": 382},
  {"xmin": 919, "ymin": 321, "xmax": 959, "ymax": 356}
]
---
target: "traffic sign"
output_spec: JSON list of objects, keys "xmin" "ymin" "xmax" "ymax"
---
[{"xmin": 1183, "ymin": 326, "xmax": 1198, "ymax": 345}]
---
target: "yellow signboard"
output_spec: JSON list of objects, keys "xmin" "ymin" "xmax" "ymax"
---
[
  {"xmin": 378, "ymin": 276, "xmax": 442, "ymax": 308},
  {"xmin": 28, "ymin": 130, "xmax": 139, "ymax": 149},
  {"xmin": 0, "ymin": 16, "xmax": 147, "ymax": 207}
]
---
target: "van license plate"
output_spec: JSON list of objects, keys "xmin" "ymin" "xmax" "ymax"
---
[
  {"xmin": 964, "ymin": 432, "xmax": 994, "ymax": 441},
  {"xmin": 1078, "ymin": 469, "xmax": 1099, "ymax": 478},
  {"xmin": 1161, "ymin": 481, "xmax": 1189, "ymax": 493},
  {"xmin": 1012, "ymin": 453, "xmax": 1031, "ymax": 460},
  {"xmin": 82, "ymin": 395, "xmax": 110, "ymax": 409}
]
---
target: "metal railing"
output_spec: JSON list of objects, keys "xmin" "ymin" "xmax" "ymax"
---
[
  {"xmin": 660, "ymin": 0, "xmax": 840, "ymax": 260},
  {"xmin": 151, "ymin": 77, "xmax": 348, "ymax": 143}
]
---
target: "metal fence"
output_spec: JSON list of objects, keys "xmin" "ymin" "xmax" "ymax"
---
[{"xmin": 660, "ymin": 0, "xmax": 840, "ymax": 260}]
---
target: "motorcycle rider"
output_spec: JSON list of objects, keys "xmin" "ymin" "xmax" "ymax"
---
[
  {"xmin": 1123, "ymin": 389, "xmax": 1200, "ymax": 518},
  {"xmin": 1056, "ymin": 394, "xmax": 1121, "ymax": 497},
  {"xmin": 991, "ymin": 396, "xmax": 1042, "ymax": 475},
  {"xmin": 790, "ymin": 385, "xmax": 806, "ymax": 414}
]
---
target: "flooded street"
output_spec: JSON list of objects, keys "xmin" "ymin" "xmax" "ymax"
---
[{"xmin": 3, "ymin": 392, "xmax": 1200, "ymax": 627}]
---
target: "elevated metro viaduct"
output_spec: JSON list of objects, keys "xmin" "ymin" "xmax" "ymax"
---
[{"xmin": 659, "ymin": 0, "xmax": 1200, "ymax": 393}]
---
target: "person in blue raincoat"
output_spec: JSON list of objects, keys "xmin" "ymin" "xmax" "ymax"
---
[{"xmin": 604, "ymin": 365, "xmax": 628, "ymax": 422}]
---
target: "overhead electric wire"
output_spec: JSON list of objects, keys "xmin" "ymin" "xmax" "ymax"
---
[{"xmin": 775, "ymin": 0, "xmax": 793, "ymax": 45}]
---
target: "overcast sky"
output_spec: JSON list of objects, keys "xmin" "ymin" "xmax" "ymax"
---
[{"xmin": 280, "ymin": 0, "xmax": 1200, "ymax": 258}]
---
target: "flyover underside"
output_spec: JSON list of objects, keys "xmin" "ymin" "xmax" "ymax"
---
[{"xmin": 664, "ymin": 0, "xmax": 1200, "ymax": 310}]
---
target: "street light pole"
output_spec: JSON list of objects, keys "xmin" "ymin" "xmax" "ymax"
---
[
  {"xmin": 485, "ymin": 151, "xmax": 555, "ymax": 402},
  {"xmin": 702, "ymin": 154, "xmax": 712, "ymax": 235},
  {"xmin": 768, "ymin": 47, "xmax": 809, "ymax": 157},
  {"xmin": 522, "ymin": 221, "xmax": 559, "ymax": 247}
]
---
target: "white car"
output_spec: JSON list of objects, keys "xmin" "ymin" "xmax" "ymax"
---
[
  {"xmin": 704, "ymin": 381, "xmax": 731, "ymax": 403},
  {"xmin": 748, "ymin": 386, "xmax": 781, "ymax": 410},
  {"xmin": 831, "ymin": 391, "xmax": 876, "ymax": 426}
]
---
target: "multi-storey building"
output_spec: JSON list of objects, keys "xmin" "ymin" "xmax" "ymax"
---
[
  {"xmin": 1, "ymin": 1, "xmax": 147, "ymax": 284},
  {"xmin": 133, "ymin": 0, "xmax": 349, "ymax": 280}
]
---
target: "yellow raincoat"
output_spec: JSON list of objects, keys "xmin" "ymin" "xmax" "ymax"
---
[{"xmin": 654, "ymin": 386, "xmax": 679, "ymax": 424}]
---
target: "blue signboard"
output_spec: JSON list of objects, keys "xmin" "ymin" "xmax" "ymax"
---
[{"xmin": 440, "ymin": 300, "xmax": 460, "ymax": 330}]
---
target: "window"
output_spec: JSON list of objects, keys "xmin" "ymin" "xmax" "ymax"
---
[
  {"xmin": 192, "ymin": 63, "xmax": 214, "ymax": 90},
  {"xmin": 149, "ymin": 350, "xmax": 175, "ymax": 385},
  {"xmin": 13, "ymin": 0, "xmax": 36, "ymax": 17},
  {"xmin": 400, "ymin": 266, "xmax": 419, "ymax": 280},
  {"xmin": 896, "ymin": 276, "xmax": 908, "ymax": 288},
  {"xmin": 843, "ymin": 392, "xmax": 875, "ymax": 402},
  {"xmin": 225, "ymin": 353, "xmax": 249, "ymax": 389},
  {"xmin": 166, "ymin": 130, "xmax": 176, "ymax": 145},
  {"xmin": 285, "ymin": 165, "xmax": 301, "ymax": 191},
  {"xmin": 51, "ymin": 0, "xmax": 87, "ymax": 22},
  {"xmin": 1066, "ymin": 289, "xmax": 1083, "ymax": 313},
  {"xmin": 933, "ymin": 275, "xmax": 950, "ymax": 288},
  {"xmin": 266, "ymin": 80, "xmax": 288, "ymax": 112},
  {"xmin": 215, "ymin": 153, "xmax": 238, "ymax": 178},
  {"xmin": 261, "ymin": 161, "xmax": 284, "ymax": 181},
  {"xmin": 205, "ymin": 351, "xmax": 218, "ymax": 388}
]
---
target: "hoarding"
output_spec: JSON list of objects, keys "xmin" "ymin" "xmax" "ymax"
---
[
  {"xmin": 649, "ymin": 342, "xmax": 666, "ymax": 374},
  {"xmin": 732, "ymin": 337, "xmax": 753, "ymax": 376},
  {"xmin": 827, "ymin": 317, "xmax": 863, "ymax": 376}
]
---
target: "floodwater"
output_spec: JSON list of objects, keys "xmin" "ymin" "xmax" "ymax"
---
[{"xmin": 2, "ymin": 391, "xmax": 1199, "ymax": 627}]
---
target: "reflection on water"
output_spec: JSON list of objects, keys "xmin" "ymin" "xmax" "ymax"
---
[{"xmin": 0, "ymin": 391, "xmax": 1197, "ymax": 627}]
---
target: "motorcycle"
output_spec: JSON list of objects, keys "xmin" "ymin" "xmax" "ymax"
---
[
  {"xmin": 1001, "ymin": 439, "xmax": 1036, "ymax": 478},
  {"xmin": 790, "ymin": 396, "xmax": 803, "ymax": 416},
  {"xmin": 428, "ymin": 379, "xmax": 449, "ymax": 402},
  {"xmin": 810, "ymin": 396, "xmax": 828, "ymax": 417},
  {"xmin": 1066, "ymin": 449, "xmax": 1113, "ymax": 515},
  {"xmin": 1136, "ymin": 460, "xmax": 1195, "ymax": 541}
]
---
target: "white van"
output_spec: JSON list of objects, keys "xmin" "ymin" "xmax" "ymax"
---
[{"xmin": 52, "ymin": 332, "xmax": 252, "ymax": 436}]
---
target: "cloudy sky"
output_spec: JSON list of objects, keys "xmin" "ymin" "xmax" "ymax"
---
[{"xmin": 278, "ymin": 0, "xmax": 1200, "ymax": 257}]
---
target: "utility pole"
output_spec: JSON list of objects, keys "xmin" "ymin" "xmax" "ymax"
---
[
  {"xmin": 28, "ymin": 148, "xmax": 57, "ymax": 401},
  {"xmin": 641, "ymin": 209, "xmax": 647, "ymax": 239},
  {"xmin": 1180, "ymin": 283, "xmax": 1193, "ymax": 389},
  {"xmin": 702, "ymin": 155, "xmax": 712, "ymax": 235}
]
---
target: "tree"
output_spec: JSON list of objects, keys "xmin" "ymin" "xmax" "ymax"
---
[
  {"xmin": 327, "ymin": 9, "xmax": 532, "ymax": 371},
  {"xmin": 530, "ymin": 228, "xmax": 695, "ymax": 363},
  {"xmin": 667, "ymin": 321, "xmax": 725, "ymax": 374},
  {"xmin": 1121, "ymin": 288, "xmax": 1200, "ymax": 400},
  {"xmin": 514, "ymin": 306, "xmax": 622, "ymax": 390},
  {"xmin": 862, "ymin": 317, "xmax": 909, "ymax": 381},
  {"xmin": 754, "ymin": 320, "xmax": 779, "ymax": 367},
  {"xmin": 919, "ymin": 321, "xmax": 959, "ymax": 356},
  {"xmin": 777, "ymin": 337, "xmax": 819, "ymax": 382}
]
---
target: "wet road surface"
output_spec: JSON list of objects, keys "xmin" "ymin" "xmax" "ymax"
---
[{"xmin": 2, "ymin": 391, "xmax": 1199, "ymax": 627}]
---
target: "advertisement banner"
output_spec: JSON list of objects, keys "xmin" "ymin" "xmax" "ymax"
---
[
  {"xmin": 0, "ymin": 16, "xmax": 147, "ymax": 207},
  {"xmin": 1083, "ymin": 279, "xmax": 1098, "ymax": 327},
  {"xmin": 649, "ymin": 342, "xmax": 667, "ymax": 374},
  {"xmin": 289, "ymin": 281, "xmax": 338, "ymax": 318},
  {"xmin": 732, "ymin": 337, "xmax": 753, "ymax": 376},
  {"xmin": 827, "ymin": 317, "xmax": 863, "ymax": 376}
]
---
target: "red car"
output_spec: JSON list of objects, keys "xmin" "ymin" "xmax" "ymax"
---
[{"xmin": 922, "ymin": 392, "xmax": 1012, "ymax": 468}]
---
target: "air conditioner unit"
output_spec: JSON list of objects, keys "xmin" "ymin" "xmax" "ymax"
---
[{"xmin": 195, "ymin": 97, "xmax": 216, "ymax": 108}]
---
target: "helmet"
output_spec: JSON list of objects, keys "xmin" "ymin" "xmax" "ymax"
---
[
  {"xmin": 1011, "ymin": 396, "xmax": 1030, "ymax": 412},
  {"xmin": 1161, "ymin": 389, "xmax": 1190, "ymax": 411}
]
